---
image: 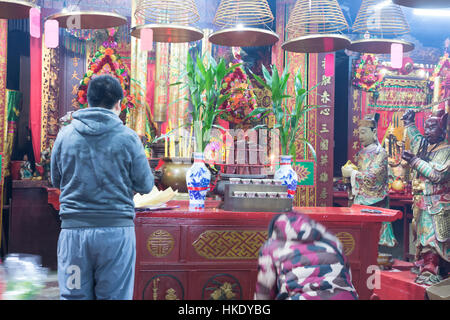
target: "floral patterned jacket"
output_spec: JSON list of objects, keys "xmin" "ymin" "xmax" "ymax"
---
[{"xmin": 254, "ymin": 213, "xmax": 358, "ymax": 300}]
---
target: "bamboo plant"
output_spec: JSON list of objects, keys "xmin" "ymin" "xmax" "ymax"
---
[
  {"xmin": 249, "ymin": 64, "xmax": 325, "ymax": 161},
  {"xmin": 164, "ymin": 53, "xmax": 239, "ymax": 154}
]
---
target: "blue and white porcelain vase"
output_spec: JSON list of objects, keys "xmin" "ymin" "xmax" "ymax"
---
[
  {"xmin": 186, "ymin": 153, "xmax": 211, "ymax": 210},
  {"xmin": 274, "ymin": 155, "xmax": 298, "ymax": 199}
]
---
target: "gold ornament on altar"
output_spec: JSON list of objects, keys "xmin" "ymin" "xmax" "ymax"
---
[
  {"xmin": 131, "ymin": 0, "xmax": 203, "ymax": 43},
  {"xmin": 349, "ymin": 0, "xmax": 414, "ymax": 54},
  {"xmin": 209, "ymin": 0, "xmax": 279, "ymax": 47},
  {"xmin": 282, "ymin": 0, "xmax": 351, "ymax": 53}
]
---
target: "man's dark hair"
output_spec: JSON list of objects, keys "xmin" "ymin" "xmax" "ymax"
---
[{"xmin": 87, "ymin": 74, "xmax": 124, "ymax": 109}]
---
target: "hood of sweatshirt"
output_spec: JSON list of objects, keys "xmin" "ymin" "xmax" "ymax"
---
[{"xmin": 72, "ymin": 107, "xmax": 122, "ymax": 136}]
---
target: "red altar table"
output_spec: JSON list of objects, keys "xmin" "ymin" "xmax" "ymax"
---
[
  {"xmin": 371, "ymin": 270, "xmax": 428, "ymax": 300},
  {"xmin": 334, "ymin": 190, "xmax": 413, "ymax": 260},
  {"xmin": 134, "ymin": 201, "xmax": 402, "ymax": 300}
]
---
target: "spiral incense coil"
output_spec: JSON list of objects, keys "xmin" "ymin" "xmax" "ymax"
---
[
  {"xmin": 213, "ymin": 0, "xmax": 274, "ymax": 28},
  {"xmin": 285, "ymin": 0, "xmax": 349, "ymax": 40},
  {"xmin": 134, "ymin": 0, "xmax": 200, "ymax": 25},
  {"xmin": 392, "ymin": 0, "xmax": 450, "ymax": 9},
  {"xmin": 352, "ymin": 0, "xmax": 410, "ymax": 36},
  {"xmin": 0, "ymin": 0, "xmax": 36, "ymax": 19}
]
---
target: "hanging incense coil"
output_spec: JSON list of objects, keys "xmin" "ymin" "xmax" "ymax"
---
[
  {"xmin": 352, "ymin": 0, "xmax": 410, "ymax": 36},
  {"xmin": 282, "ymin": 0, "xmax": 351, "ymax": 53},
  {"xmin": 285, "ymin": 0, "xmax": 349, "ymax": 39},
  {"xmin": 213, "ymin": 0, "xmax": 274, "ymax": 27},
  {"xmin": 47, "ymin": 11, "xmax": 128, "ymax": 29},
  {"xmin": 134, "ymin": 0, "xmax": 200, "ymax": 25},
  {"xmin": 209, "ymin": 0, "xmax": 278, "ymax": 47},
  {"xmin": 392, "ymin": 0, "xmax": 450, "ymax": 8},
  {"xmin": 0, "ymin": 0, "xmax": 36, "ymax": 19},
  {"xmin": 132, "ymin": 0, "xmax": 203, "ymax": 43}
]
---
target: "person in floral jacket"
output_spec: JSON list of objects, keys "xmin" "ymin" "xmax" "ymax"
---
[{"xmin": 254, "ymin": 212, "xmax": 358, "ymax": 300}]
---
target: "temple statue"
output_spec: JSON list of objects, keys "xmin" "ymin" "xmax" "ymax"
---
[
  {"xmin": 401, "ymin": 109, "xmax": 449, "ymax": 285},
  {"xmin": 342, "ymin": 113, "xmax": 397, "ymax": 248}
]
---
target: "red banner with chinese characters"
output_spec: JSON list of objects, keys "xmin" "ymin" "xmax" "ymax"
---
[
  {"xmin": 315, "ymin": 53, "xmax": 335, "ymax": 207},
  {"xmin": 0, "ymin": 19, "xmax": 7, "ymax": 249}
]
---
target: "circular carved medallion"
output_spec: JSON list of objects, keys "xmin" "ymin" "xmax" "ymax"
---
[
  {"xmin": 335, "ymin": 232, "xmax": 356, "ymax": 257},
  {"xmin": 147, "ymin": 230, "xmax": 174, "ymax": 257}
]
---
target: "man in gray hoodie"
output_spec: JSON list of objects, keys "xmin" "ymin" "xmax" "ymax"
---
[{"xmin": 51, "ymin": 75, "xmax": 154, "ymax": 300}]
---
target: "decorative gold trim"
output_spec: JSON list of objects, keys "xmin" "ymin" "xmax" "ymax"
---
[{"xmin": 193, "ymin": 230, "xmax": 268, "ymax": 260}]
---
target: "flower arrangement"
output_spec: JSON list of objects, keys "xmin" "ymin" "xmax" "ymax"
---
[
  {"xmin": 353, "ymin": 54, "xmax": 385, "ymax": 92},
  {"xmin": 77, "ymin": 28, "xmax": 136, "ymax": 111},
  {"xmin": 218, "ymin": 50, "xmax": 258, "ymax": 125}
]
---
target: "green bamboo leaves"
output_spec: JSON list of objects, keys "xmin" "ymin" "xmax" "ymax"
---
[
  {"xmin": 250, "ymin": 64, "xmax": 322, "ymax": 162},
  {"xmin": 182, "ymin": 53, "xmax": 239, "ymax": 153}
]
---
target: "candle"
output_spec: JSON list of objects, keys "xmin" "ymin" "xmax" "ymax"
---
[{"xmin": 165, "ymin": 137, "xmax": 168, "ymax": 158}]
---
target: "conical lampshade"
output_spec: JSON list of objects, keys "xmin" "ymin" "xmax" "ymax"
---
[
  {"xmin": 209, "ymin": 0, "xmax": 279, "ymax": 47},
  {"xmin": 132, "ymin": 0, "xmax": 203, "ymax": 43},
  {"xmin": 350, "ymin": 0, "xmax": 414, "ymax": 54},
  {"xmin": 0, "ymin": 0, "xmax": 36, "ymax": 19},
  {"xmin": 282, "ymin": 0, "xmax": 351, "ymax": 53}
]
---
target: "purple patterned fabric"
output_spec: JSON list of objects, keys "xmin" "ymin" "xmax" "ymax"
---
[{"xmin": 254, "ymin": 212, "xmax": 358, "ymax": 300}]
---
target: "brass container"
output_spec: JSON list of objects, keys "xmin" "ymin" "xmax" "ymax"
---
[{"xmin": 160, "ymin": 157, "xmax": 193, "ymax": 193}]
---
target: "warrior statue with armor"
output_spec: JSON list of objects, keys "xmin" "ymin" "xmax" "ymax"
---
[{"xmin": 401, "ymin": 109, "xmax": 449, "ymax": 285}]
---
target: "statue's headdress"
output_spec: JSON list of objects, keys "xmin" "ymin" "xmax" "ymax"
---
[{"xmin": 358, "ymin": 113, "xmax": 380, "ymax": 129}]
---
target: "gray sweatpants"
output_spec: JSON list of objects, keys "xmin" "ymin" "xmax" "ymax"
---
[{"xmin": 57, "ymin": 227, "xmax": 136, "ymax": 300}]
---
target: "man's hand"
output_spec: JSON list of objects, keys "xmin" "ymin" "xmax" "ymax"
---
[
  {"xmin": 401, "ymin": 110, "xmax": 416, "ymax": 126},
  {"xmin": 402, "ymin": 150, "xmax": 417, "ymax": 164}
]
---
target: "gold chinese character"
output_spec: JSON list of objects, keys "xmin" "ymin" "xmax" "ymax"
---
[
  {"xmin": 321, "ymin": 58, "xmax": 326, "ymax": 70},
  {"xmin": 320, "ymin": 108, "xmax": 331, "ymax": 116},
  {"xmin": 353, "ymin": 129, "xmax": 359, "ymax": 137},
  {"xmin": 320, "ymin": 188, "xmax": 328, "ymax": 200},
  {"xmin": 71, "ymin": 70, "xmax": 80, "ymax": 81},
  {"xmin": 353, "ymin": 141, "xmax": 359, "ymax": 150},
  {"xmin": 319, "ymin": 172, "xmax": 329, "ymax": 183},
  {"xmin": 320, "ymin": 139, "xmax": 329, "ymax": 151},
  {"xmin": 72, "ymin": 57, "xmax": 80, "ymax": 67},
  {"xmin": 320, "ymin": 155, "xmax": 328, "ymax": 166},
  {"xmin": 320, "ymin": 91, "xmax": 331, "ymax": 104},
  {"xmin": 320, "ymin": 123, "xmax": 330, "ymax": 134},
  {"xmin": 321, "ymin": 75, "xmax": 331, "ymax": 86},
  {"xmin": 72, "ymin": 84, "xmax": 79, "ymax": 96},
  {"xmin": 352, "ymin": 116, "xmax": 359, "ymax": 124}
]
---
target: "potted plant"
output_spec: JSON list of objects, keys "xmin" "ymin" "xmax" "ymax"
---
[
  {"xmin": 174, "ymin": 53, "xmax": 239, "ymax": 209},
  {"xmin": 249, "ymin": 65, "xmax": 324, "ymax": 199}
]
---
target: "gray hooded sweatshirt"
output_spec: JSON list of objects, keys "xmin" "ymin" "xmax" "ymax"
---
[{"xmin": 51, "ymin": 107, "xmax": 154, "ymax": 229}]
